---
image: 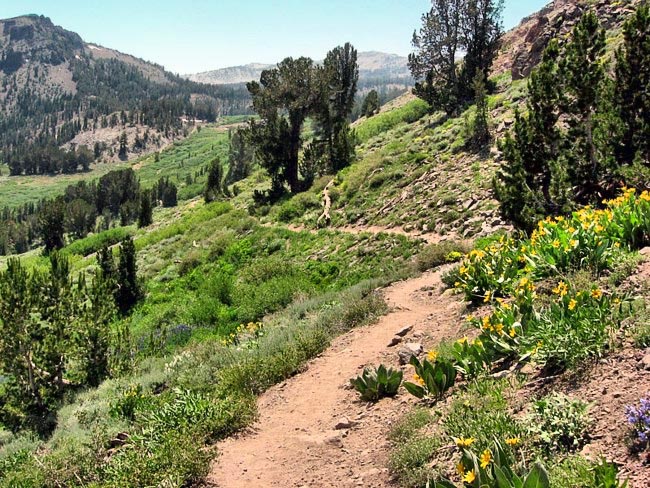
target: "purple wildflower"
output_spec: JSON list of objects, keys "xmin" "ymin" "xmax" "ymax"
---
[{"xmin": 626, "ymin": 397, "xmax": 650, "ymax": 445}]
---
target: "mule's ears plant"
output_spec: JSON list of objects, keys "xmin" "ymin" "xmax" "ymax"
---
[
  {"xmin": 431, "ymin": 439, "xmax": 550, "ymax": 488},
  {"xmin": 450, "ymin": 337, "xmax": 490, "ymax": 379},
  {"xmin": 403, "ymin": 354, "xmax": 456, "ymax": 400},
  {"xmin": 592, "ymin": 459, "xmax": 628, "ymax": 488},
  {"xmin": 350, "ymin": 364, "xmax": 403, "ymax": 402}
]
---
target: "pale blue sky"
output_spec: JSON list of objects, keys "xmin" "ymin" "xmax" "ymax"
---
[{"xmin": 1, "ymin": 0, "xmax": 550, "ymax": 74}]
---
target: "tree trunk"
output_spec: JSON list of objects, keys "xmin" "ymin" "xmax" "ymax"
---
[{"xmin": 288, "ymin": 112, "xmax": 304, "ymax": 193}]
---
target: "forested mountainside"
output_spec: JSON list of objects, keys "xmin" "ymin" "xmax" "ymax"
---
[{"xmin": 0, "ymin": 15, "xmax": 251, "ymax": 175}]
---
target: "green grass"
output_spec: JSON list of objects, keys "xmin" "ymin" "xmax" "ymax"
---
[
  {"xmin": 0, "ymin": 127, "xmax": 229, "ymax": 209},
  {"xmin": 354, "ymin": 98, "xmax": 430, "ymax": 143},
  {"xmin": 0, "ymin": 274, "xmax": 399, "ymax": 487},
  {"xmin": 127, "ymin": 202, "xmax": 421, "ymax": 344}
]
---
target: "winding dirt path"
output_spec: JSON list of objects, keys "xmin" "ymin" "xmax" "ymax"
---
[
  {"xmin": 207, "ymin": 268, "xmax": 465, "ymax": 488},
  {"xmin": 278, "ymin": 222, "xmax": 455, "ymax": 245}
]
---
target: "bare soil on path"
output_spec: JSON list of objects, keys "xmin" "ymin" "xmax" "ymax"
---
[
  {"xmin": 279, "ymin": 222, "xmax": 458, "ymax": 245},
  {"xmin": 207, "ymin": 268, "xmax": 466, "ymax": 488}
]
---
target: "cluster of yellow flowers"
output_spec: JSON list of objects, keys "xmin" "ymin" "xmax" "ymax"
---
[
  {"xmin": 220, "ymin": 321, "xmax": 264, "ymax": 346},
  {"xmin": 552, "ymin": 281, "xmax": 569, "ymax": 297},
  {"xmin": 454, "ymin": 437, "xmax": 522, "ymax": 482}
]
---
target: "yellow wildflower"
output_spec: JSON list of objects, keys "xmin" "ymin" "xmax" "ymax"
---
[
  {"xmin": 591, "ymin": 288, "xmax": 603, "ymax": 299},
  {"xmin": 509, "ymin": 327, "xmax": 516, "ymax": 338},
  {"xmin": 457, "ymin": 337, "xmax": 469, "ymax": 345},
  {"xmin": 505, "ymin": 437, "xmax": 521, "ymax": 447},
  {"xmin": 413, "ymin": 374, "xmax": 425, "ymax": 386},
  {"xmin": 480, "ymin": 449, "xmax": 492, "ymax": 469},
  {"xmin": 484, "ymin": 291, "xmax": 492, "ymax": 303},
  {"xmin": 552, "ymin": 281, "xmax": 569, "ymax": 297},
  {"xmin": 482, "ymin": 316, "xmax": 491, "ymax": 329},
  {"xmin": 568, "ymin": 299, "xmax": 577, "ymax": 311},
  {"xmin": 427, "ymin": 350, "xmax": 438, "ymax": 362},
  {"xmin": 552, "ymin": 239, "xmax": 560, "ymax": 249},
  {"xmin": 494, "ymin": 322, "xmax": 504, "ymax": 335},
  {"xmin": 456, "ymin": 461, "xmax": 466, "ymax": 476},
  {"xmin": 455, "ymin": 437, "xmax": 476, "ymax": 448},
  {"xmin": 463, "ymin": 471, "xmax": 476, "ymax": 483}
]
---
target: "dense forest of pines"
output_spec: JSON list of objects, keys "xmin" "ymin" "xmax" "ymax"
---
[
  {"xmin": 0, "ymin": 169, "xmax": 179, "ymax": 255},
  {"xmin": 0, "ymin": 238, "xmax": 141, "ymax": 433},
  {"xmin": 495, "ymin": 5, "xmax": 650, "ymax": 229}
]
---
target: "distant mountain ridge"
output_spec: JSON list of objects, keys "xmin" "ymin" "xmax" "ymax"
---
[
  {"xmin": 0, "ymin": 14, "xmax": 251, "ymax": 171},
  {"xmin": 185, "ymin": 51, "xmax": 412, "ymax": 85}
]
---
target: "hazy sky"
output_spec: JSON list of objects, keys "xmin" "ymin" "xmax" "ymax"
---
[{"xmin": 1, "ymin": 0, "xmax": 550, "ymax": 74}]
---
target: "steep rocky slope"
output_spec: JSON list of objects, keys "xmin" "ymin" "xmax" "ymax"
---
[{"xmin": 495, "ymin": 0, "xmax": 640, "ymax": 79}]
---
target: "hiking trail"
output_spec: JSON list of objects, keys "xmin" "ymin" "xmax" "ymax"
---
[{"xmin": 207, "ymin": 266, "xmax": 465, "ymax": 488}]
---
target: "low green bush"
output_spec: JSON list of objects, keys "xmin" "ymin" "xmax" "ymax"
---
[
  {"xmin": 526, "ymin": 392, "xmax": 591, "ymax": 454},
  {"xmin": 350, "ymin": 365, "xmax": 403, "ymax": 402},
  {"xmin": 443, "ymin": 379, "xmax": 524, "ymax": 455},
  {"xmin": 416, "ymin": 241, "xmax": 469, "ymax": 272},
  {"xmin": 403, "ymin": 354, "xmax": 456, "ymax": 401},
  {"xmin": 64, "ymin": 227, "xmax": 132, "ymax": 257}
]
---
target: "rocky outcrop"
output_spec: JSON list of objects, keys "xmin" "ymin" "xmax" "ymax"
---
[{"xmin": 493, "ymin": 0, "xmax": 641, "ymax": 81}]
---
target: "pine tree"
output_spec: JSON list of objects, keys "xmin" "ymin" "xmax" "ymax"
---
[
  {"xmin": 361, "ymin": 90, "xmax": 381, "ymax": 117},
  {"xmin": 118, "ymin": 131, "xmax": 128, "ymax": 160},
  {"xmin": 248, "ymin": 57, "xmax": 316, "ymax": 194},
  {"xmin": 225, "ymin": 129, "xmax": 254, "ymax": 185},
  {"xmin": 160, "ymin": 182, "xmax": 178, "ymax": 207},
  {"xmin": 316, "ymin": 43, "xmax": 359, "ymax": 172},
  {"xmin": 137, "ymin": 189, "xmax": 153, "ymax": 228},
  {"xmin": 0, "ymin": 259, "xmax": 44, "ymax": 422},
  {"xmin": 560, "ymin": 10, "xmax": 608, "ymax": 204},
  {"xmin": 469, "ymin": 72, "xmax": 490, "ymax": 148},
  {"xmin": 79, "ymin": 272, "xmax": 115, "ymax": 387},
  {"xmin": 204, "ymin": 157, "xmax": 224, "ymax": 202},
  {"xmin": 494, "ymin": 41, "xmax": 563, "ymax": 230},
  {"xmin": 409, "ymin": 0, "xmax": 503, "ymax": 114},
  {"xmin": 615, "ymin": 3, "xmax": 650, "ymax": 167},
  {"xmin": 458, "ymin": 0, "xmax": 504, "ymax": 99},
  {"xmin": 39, "ymin": 199, "xmax": 65, "ymax": 253},
  {"xmin": 38, "ymin": 253, "xmax": 76, "ymax": 401},
  {"xmin": 115, "ymin": 237, "xmax": 142, "ymax": 315},
  {"xmin": 408, "ymin": 0, "xmax": 464, "ymax": 114}
]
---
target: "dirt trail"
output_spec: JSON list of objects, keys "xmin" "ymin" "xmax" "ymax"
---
[
  {"xmin": 207, "ymin": 268, "xmax": 465, "ymax": 488},
  {"xmin": 279, "ymin": 222, "xmax": 456, "ymax": 245}
]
